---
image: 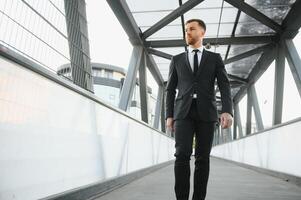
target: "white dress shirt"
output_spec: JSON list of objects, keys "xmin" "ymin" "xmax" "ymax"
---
[{"xmin": 188, "ymin": 45, "xmax": 204, "ymax": 72}]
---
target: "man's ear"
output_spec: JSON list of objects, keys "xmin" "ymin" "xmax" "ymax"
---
[
  {"xmin": 202, "ymin": 29, "xmax": 206, "ymax": 35},
  {"xmin": 199, "ymin": 29, "xmax": 205, "ymax": 37}
]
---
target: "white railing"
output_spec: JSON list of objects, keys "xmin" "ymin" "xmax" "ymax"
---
[
  {"xmin": 0, "ymin": 53, "xmax": 175, "ymax": 200},
  {"xmin": 211, "ymin": 118, "xmax": 301, "ymax": 177}
]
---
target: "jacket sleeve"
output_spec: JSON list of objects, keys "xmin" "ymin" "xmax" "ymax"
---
[
  {"xmin": 215, "ymin": 53, "xmax": 233, "ymax": 117},
  {"xmin": 165, "ymin": 57, "xmax": 178, "ymax": 120}
]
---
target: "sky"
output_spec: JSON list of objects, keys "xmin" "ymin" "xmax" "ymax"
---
[
  {"xmin": 86, "ymin": 0, "xmax": 133, "ymax": 69},
  {"xmin": 85, "ymin": 0, "xmax": 301, "ymax": 127}
]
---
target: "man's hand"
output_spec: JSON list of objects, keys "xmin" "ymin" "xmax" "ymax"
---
[
  {"xmin": 166, "ymin": 117, "xmax": 175, "ymax": 132},
  {"xmin": 220, "ymin": 113, "xmax": 233, "ymax": 129}
]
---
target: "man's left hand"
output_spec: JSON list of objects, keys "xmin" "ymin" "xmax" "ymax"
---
[{"xmin": 220, "ymin": 113, "xmax": 233, "ymax": 129}]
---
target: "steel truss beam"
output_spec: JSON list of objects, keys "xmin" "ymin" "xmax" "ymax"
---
[
  {"xmin": 139, "ymin": 53, "xmax": 149, "ymax": 123},
  {"xmin": 119, "ymin": 46, "xmax": 143, "ymax": 111},
  {"xmin": 146, "ymin": 36, "xmax": 275, "ymax": 48},
  {"xmin": 284, "ymin": 39, "xmax": 301, "ymax": 98},
  {"xmin": 272, "ymin": 42, "xmax": 285, "ymax": 125}
]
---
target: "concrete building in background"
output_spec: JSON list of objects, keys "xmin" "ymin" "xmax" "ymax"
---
[{"xmin": 57, "ymin": 63, "xmax": 158, "ymax": 125}]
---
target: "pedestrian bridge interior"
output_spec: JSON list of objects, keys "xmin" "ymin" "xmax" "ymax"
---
[{"xmin": 0, "ymin": 0, "xmax": 301, "ymax": 199}]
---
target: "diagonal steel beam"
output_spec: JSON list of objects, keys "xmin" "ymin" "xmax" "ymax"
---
[
  {"xmin": 224, "ymin": 43, "xmax": 273, "ymax": 64},
  {"xmin": 224, "ymin": 0, "xmax": 282, "ymax": 33},
  {"xmin": 227, "ymin": 74, "xmax": 248, "ymax": 83},
  {"xmin": 250, "ymin": 85, "xmax": 264, "ymax": 131},
  {"xmin": 179, "ymin": 0, "xmax": 187, "ymax": 52},
  {"xmin": 146, "ymin": 36, "xmax": 275, "ymax": 48},
  {"xmin": 230, "ymin": 81, "xmax": 246, "ymax": 88},
  {"xmin": 119, "ymin": 46, "xmax": 143, "ymax": 111},
  {"xmin": 246, "ymin": 87, "xmax": 252, "ymax": 135},
  {"xmin": 146, "ymin": 54, "xmax": 165, "ymax": 86},
  {"xmin": 139, "ymin": 53, "xmax": 149, "ymax": 123},
  {"xmin": 142, "ymin": 0, "xmax": 204, "ymax": 39},
  {"xmin": 284, "ymin": 39, "xmax": 301, "ymax": 98},
  {"xmin": 146, "ymin": 39, "xmax": 185, "ymax": 48},
  {"xmin": 224, "ymin": 9, "xmax": 242, "ymax": 61},
  {"xmin": 106, "ymin": 0, "xmax": 143, "ymax": 45},
  {"xmin": 147, "ymin": 48, "xmax": 172, "ymax": 60},
  {"xmin": 272, "ymin": 42, "xmax": 285, "ymax": 125},
  {"xmin": 107, "ymin": 0, "xmax": 165, "ymax": 87}
]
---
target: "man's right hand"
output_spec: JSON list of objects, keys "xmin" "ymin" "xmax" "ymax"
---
[{"xmin": 166, "ymin": 117, "xmax": 174, "ymax": 132}]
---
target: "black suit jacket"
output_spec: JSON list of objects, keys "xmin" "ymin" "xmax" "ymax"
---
[{"xmin": 165, "ymin": 49, "xmax": 233, "ymax": 122}]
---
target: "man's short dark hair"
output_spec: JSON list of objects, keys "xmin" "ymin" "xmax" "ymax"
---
[{"xmin": 185, "ymin": 19, "xmax": 206, "ymax": 31}]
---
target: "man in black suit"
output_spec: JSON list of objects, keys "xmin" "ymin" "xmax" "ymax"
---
[{"xmin": 165, "ymin": 19, "xmax": 233, "ymax": 200}]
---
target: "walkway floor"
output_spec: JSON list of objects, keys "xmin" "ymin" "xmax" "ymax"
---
[{"xmin": 94, "ymin": 157, "xmax": 301, "ymax": 200}]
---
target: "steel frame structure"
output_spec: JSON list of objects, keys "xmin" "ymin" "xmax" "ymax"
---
[{"xmin": 101, "ymin": 0, "xmax": 301, "ymax": 141}]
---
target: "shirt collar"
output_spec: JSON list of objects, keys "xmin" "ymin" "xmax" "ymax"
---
[{"xmin": 188, "ymin": 45, "xmax": 204, "ymax": 53}]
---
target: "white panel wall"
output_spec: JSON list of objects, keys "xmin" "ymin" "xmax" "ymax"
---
[
  {"xmin": 0, "ymin": 56, "xmax": 175, "ymax": 200},
  {"xmin": 211, "ymin": 119, "xmax": 301, "ymax": 177}
]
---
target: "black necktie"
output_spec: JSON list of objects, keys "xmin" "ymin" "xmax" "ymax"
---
[{"xmin": 193, "ymin": 49, "xmax": 199, "ymax": 76}]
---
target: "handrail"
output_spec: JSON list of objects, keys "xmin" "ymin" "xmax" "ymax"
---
[
  {"xmin": 214, "ymin": 116, "xmax": 301, "ymax": 147},
  {"xmin": 0, "ymin": 44, "xmax": 173, "ymax": 139}
]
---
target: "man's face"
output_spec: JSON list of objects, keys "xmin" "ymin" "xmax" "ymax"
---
[{"xmin": 185, "ymin": 21, "xmax": 205, "ymax": 46}]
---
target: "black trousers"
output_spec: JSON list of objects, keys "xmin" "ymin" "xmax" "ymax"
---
[{"xmin": 174, "ymin": 99, "xmax": 216, "ymax": 200}]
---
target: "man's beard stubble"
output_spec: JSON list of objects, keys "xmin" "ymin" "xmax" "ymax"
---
[
  {"xmin": 186, "ymin": 37, "xmax": 201, "ymax": 46},
  {"xmin": 186, "ymin": 37, "xmax": 196, "ymax": 45}
]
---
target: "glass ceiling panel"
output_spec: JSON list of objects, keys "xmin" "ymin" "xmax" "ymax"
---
[
  {"xmin": 132, "ymin": 11, "xmax": 181, "ymax": 27},
  {"xmin": 226, "ymin": 53, "xmax": 263, "ymax": 78},
  {"xmin": 245, "ymin": 0, "xmax": 296, "ymax": 24},
  {"xmin": 229, "ymin": 43, "xmax": 267, "ymax": 57},
  {"xmin": 141, "ymin": 24, "xmax": 183, "ymax": 40},
  {"xmin": 184, "ymin": 7, "xmax": 238, "ymax": 24},
  {"xmin": 126, "ymin": 0, "xmax": 178, "ymax": 12},
  {"xmin": 183, "ymin": 2, "xmax": 238, "ymax": 38},
  {"xmin": 183, "ymin": 0, "xmax": 232, "ymax": 9},
  {"xmin": 124, "ymin": 0, "xmax": 288, "ymax": 82},
  {"xmin": 203, "ymin": 23, "xmax": 235, "ymax": 37},
  {"xmin": 235, "ymin": 12, "xmax": 275, "ymax": 36},
  {"xmin": 154, "ymin": 47, "xmax": 186, "ymax": 56}
]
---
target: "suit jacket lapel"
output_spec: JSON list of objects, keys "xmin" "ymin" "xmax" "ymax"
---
[{"xmin": 185, "ymin": 51, "xmax": 193, "ymax": 75}]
